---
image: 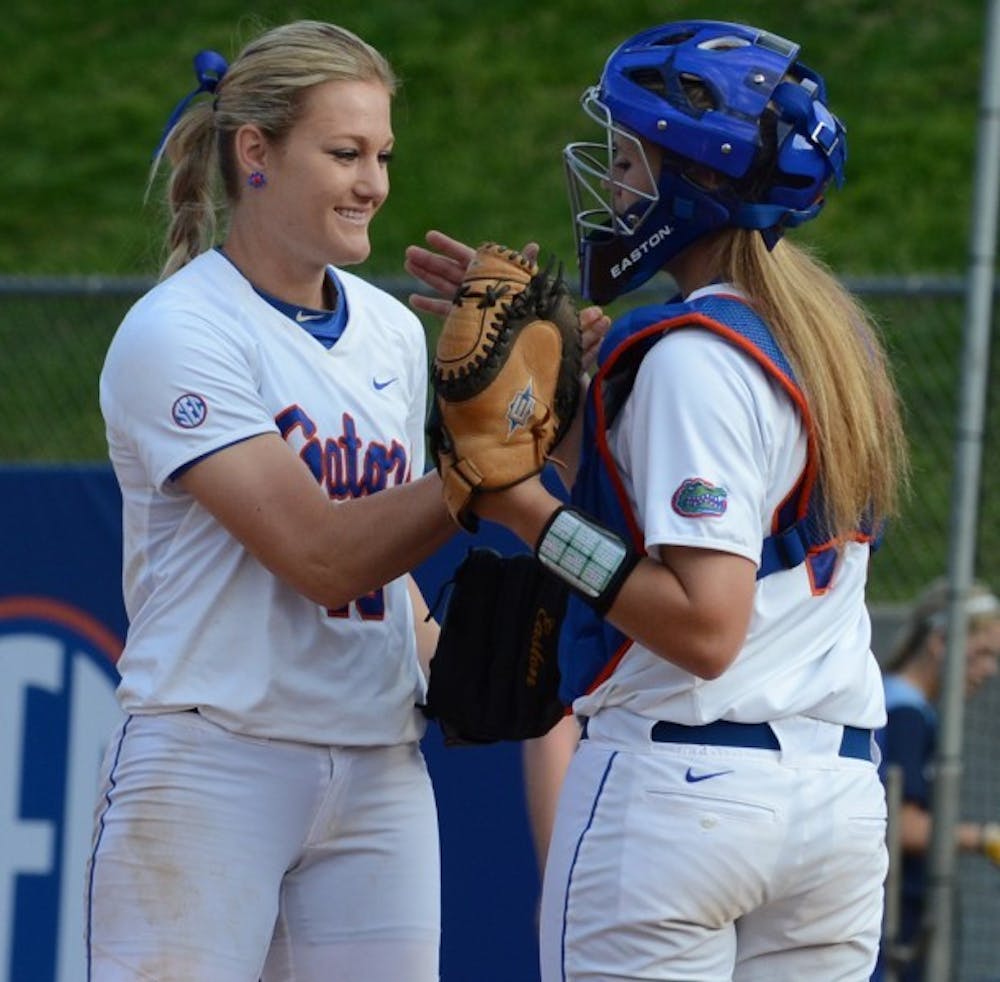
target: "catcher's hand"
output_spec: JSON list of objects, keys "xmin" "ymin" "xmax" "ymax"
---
[
  {"xmin": 422, "ymin": 547, "xmax": 568, "ymax": 744},
  {"xmin": 428, "ymin": 242, "xmax": 582, "ymax": 531}
]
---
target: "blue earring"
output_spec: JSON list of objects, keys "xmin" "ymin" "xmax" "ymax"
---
[{"xmin": 248, "ymin": 171, "xmax": 267, "ymax": 189}]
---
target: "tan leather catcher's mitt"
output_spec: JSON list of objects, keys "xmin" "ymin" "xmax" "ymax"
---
[{"xmin": 429, "ymin": 243, "xmax": 582, "ymax": 530}]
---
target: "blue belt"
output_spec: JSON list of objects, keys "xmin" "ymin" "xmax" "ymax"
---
[{"xmin": 649, "ymin": 719, "xmax": 873, "ymax": 762}]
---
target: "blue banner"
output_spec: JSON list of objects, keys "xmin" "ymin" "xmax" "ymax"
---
[{"xmin": 0, "ymin": 465, "xmax": 546, "ymax": 982}]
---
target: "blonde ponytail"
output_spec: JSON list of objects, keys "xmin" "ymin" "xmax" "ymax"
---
[{"xmin": 719, "ymin": 230, "xmax": 909, "ymax": 541}]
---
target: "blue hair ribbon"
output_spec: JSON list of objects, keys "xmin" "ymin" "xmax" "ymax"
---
[{"xmin": 152, "ymin": 49, "xmax": 229, "ymax": 160}]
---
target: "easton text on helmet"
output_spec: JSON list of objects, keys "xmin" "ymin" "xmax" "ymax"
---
[{"xmin": 610, "ymin": 224, "xmax": 674, "ymax": 281}]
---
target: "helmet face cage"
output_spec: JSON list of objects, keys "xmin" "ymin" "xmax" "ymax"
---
[
  {"xmin": 563, "ymin": 20, "xmax": 847, "ymax": 303},
  {"xmin": 564, "ymin": 89, "xmax": 660, "ymax": 242}
]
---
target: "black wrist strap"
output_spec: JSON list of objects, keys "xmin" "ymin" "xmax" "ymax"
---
[{"xmin": 534, "ymin": 505, "xmax": 640, "ymax": 616}]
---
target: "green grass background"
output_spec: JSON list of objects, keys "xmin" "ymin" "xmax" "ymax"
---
[{"xmin": 0, "ymin": 0, "xmax": 985, "ymax": 278}]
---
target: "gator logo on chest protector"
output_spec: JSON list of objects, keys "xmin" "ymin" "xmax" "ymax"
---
[{"xmin": 671, "ymin": 477, "xmax": 728, "ymax": 518}]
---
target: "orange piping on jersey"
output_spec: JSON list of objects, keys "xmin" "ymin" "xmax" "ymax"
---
[
  {"xmin": 804, "ymin": 529, "xmax": 876, "ymax": 595},
  {"xmin": 584, "ymin": 635, "xmax": 635, "ymax": 696}
]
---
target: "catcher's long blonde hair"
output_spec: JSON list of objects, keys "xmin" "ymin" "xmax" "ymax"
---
[
  {"xmin": 666, "ymin": 70, "xmax": 909, "ymax": 542},
  {"xmin": 714, "ymin": 228, "xmax": 909, "ymax": 542},
  {"xmin": 149, "ymin": 20, "xmax": 397, "ymax": 279}
]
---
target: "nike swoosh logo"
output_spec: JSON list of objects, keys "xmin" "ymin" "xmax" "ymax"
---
[
  {"xmin": 295, "ymin": 310, "xmax": 326, "ymax": 323},
  {"xmin": 684, "ymin": 767, "xmax": 734, "ymax": 783},
  {"xmin": 372, "ymin": 376, "xmax": 398, "ymax": 390}
]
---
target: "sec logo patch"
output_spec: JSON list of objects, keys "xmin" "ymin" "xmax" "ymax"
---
[{"xmin": 172, "ymin": 393, "xmax": 208, "ymax": 428}]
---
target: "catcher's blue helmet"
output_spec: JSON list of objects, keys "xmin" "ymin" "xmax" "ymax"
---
[{"xmin": 564, "ymin": 20, "xmax": 847, "ymax": 303}]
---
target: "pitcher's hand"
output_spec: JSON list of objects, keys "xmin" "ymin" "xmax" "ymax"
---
[{"xmin": 406, "ymin": 230, "xmax": 539, "ymax": 319}]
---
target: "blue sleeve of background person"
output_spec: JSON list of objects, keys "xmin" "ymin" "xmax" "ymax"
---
[{"xmin": 881, "ymin": 705, "xmax": 934, "ymax": 808}]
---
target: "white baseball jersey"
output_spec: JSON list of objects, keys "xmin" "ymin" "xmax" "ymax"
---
[
  {"xmin": 573, "ymin": 284, "xmax": 887, "ymax": 732},
  {"xmin": 99, "ymin": 249, "xmax": 429, "ymax": 745}
]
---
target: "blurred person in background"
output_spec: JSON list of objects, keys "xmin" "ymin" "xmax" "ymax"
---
[{"xmin": 874, "ymin": 578, "xmax": 1000, "ymax": 981}]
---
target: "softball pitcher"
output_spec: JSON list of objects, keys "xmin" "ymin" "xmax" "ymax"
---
[
  {"xmin": 408, "ymin": 18, "xmax": 908, "ymax": 982},
  {"xmin": 86, "ymin": 21, "xmax": 454, "ymax": 981}
]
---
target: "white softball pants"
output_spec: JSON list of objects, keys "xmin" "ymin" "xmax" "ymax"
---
[
  {"xmin": 85, "ymin": 710, "xmax": 440, "ymax": 981},
  {"xmin": 539, "ymin": 710, "xmax": 887, "ymax": 982}
]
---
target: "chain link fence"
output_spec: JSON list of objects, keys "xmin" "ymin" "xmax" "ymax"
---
[
  {"xmin": 4, "ymin": 273, "xmax": 995, "ymax": 602},
  {"xmin": 1, "ymin": 274, "xmax": 998, "ymax": 977}
]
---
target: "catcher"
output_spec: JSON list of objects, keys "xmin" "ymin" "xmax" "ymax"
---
[{"xmin": 407, "ymin": 19, "xmax": 908, "ymax": 982}]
